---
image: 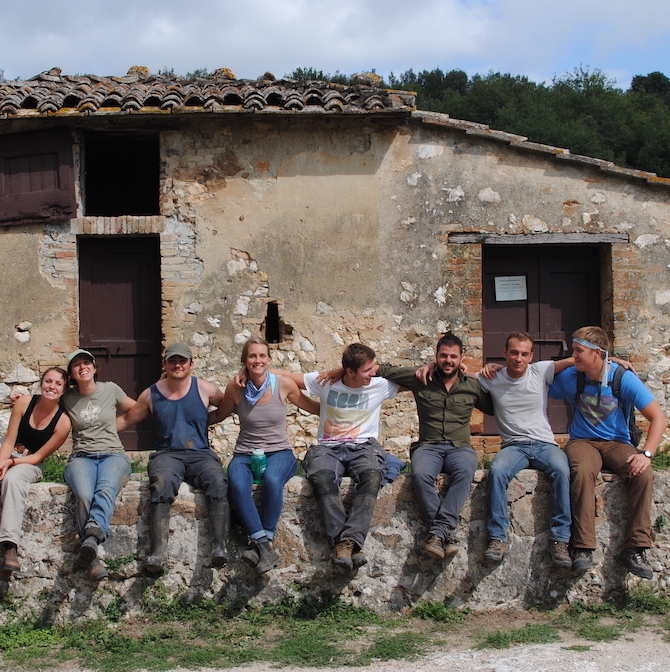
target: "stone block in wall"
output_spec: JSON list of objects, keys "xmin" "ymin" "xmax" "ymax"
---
[{"xmin": 2, "ymin": 471, "xmax": 670, "ymax": 623}]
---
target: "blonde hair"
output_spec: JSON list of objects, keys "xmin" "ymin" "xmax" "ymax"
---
[
  {"xmin": 240, "ymin": 336, "xmax": 271, "ymax": 366},
  {"xmin": 572, "ymin": 326, "xmax": 610, "ymax": 352}
]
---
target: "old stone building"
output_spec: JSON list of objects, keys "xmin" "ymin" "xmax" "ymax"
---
[{"xmin": 1, "ymin": 66, "xmax": 669, "ymax": 459}]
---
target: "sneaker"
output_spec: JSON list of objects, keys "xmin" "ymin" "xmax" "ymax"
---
[
  {"xmin": 334, "ymin": 540, "xmax": 355, "ymax": 571},
  {"xmin": 484, "ymin": 539, "xmax": 507, "ymax": 564},
  {"xmin": 550, "ymin": 541, "xmax": 572, "ymax": 569},
  {"xmin": 572, "ymin": 549, "xmax": 593, "ymax": 572},
  {"xmin": 442, "ymin": 534, "xmax": 459, "ymax": 559},
  {"xmin": 617, "ymin": 547, "xmax": 653, "ymax": 579}
]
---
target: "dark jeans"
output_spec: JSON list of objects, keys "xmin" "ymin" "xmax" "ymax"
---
[
  {"xmin": 304, "ymin": 439, "xmax": 385, "ymax": 549},
  {"xmin": 411, "ymin": 441, "xmax": 478, "ymax": 540},
  {"xmin": 148, "ymin": 450, "xmax": 227, "ymax": 504}
]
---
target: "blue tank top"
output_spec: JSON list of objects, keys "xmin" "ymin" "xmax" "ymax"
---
[{"xmin": 150, "ymin": 377, "xmax": 209, "ymax": 451}]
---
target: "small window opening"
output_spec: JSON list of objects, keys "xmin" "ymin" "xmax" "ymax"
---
[
  {"xmin": 263, "ymin": 301, "xmax": 293, "ymax": 344},
  {"xmin": 84, "ymin": 133, "xmax": 160, "ymax": 216}
]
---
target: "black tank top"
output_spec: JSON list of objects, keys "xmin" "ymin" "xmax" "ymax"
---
[{"xmin": 17, "ymin": 395, "xmax": 65, "ymax": 453}]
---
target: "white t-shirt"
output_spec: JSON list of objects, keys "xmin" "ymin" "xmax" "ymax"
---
[
  {"xmin": 476, "ymin": 360, "xmax": 557, "ymax": 446},
  {"xmin": 304, "ymin": 372, "xmax": 399, "ymax": 443}
]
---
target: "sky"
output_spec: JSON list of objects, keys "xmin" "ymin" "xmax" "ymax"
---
[{"xmin": 2, "ymin": 0, "xmax": 670, "ymax": 88}]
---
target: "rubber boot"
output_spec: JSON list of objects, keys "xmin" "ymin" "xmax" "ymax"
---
[
  {"xmin": 207, "ymin": 499, "xmax": 230, "ymax": 568},
  {"xmin": 144, "ymin": 502, "xmax": 171, "ymax": 574}
]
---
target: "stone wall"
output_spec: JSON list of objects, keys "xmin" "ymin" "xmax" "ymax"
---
[
  {"xmin": 1, "ymin": 111, "xmax": 670, "ymax": 465},
  {"xmin": 4, "ymin": 469, "xmax": 670, "ymax": 623}
]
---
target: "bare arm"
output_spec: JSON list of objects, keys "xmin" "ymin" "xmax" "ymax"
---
[
  {"xmin": 208, "ymin": 382, "xmax": 239, "ymax": 425},
  {"xmin": 626, "ymin": 400, "xmax": 668, "ymax": 476},
  {"xmin": 271, "ymin": 368, "xmax": 306, "ymax": 389},
  {"xmin": 282, "ymin": 376, "xmax": 320, "ymax": 415},
  {"xmin": 0, "ymin": 401, "xmax": 72, "ymax": 480},
  {"xmin": 116, "ymin": 390, "xmax": 148, "ymax": 432}
]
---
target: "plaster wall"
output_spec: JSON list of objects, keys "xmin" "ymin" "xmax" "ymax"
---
[{"xmin": 1, "ymin": 113, "xmax": 669, "ymax": 459}]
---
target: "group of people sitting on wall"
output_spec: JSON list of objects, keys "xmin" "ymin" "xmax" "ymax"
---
[{"xmin": 0, "ymin": 326, "xmax": 666, "ymax": 583}]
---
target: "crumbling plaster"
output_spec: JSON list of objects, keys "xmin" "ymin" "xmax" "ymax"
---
[{"xmin": 1, "ymin": 113, "xmax": 670, "ymax": 460}]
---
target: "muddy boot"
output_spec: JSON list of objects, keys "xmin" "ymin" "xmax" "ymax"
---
[
  {"xmin": 2, "ymin": 542, "xmax": 20, "ymax": 573},
  {"xmin": 255, "ymin": 540, "xmax": 280, "ymax": 575},
  {"xmin": 144, "ymin": 502, "xmax": 171, "ymax": 574},
  {"xmin": 207, "ymin": 500, "xmax": 230, "ymax": 568}
]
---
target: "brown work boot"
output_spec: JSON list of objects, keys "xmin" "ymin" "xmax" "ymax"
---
[
  {"xmin": 88, "ymin": 558, "xmax": 109, "ymax": 581},
  {"xmin": 423, "ymin": 534, "xmax": 445, "ymax": 559},
  {"xmin": 550, "ymin": 541, "xmax": 572, "ymax": 569},
  {"xmin": 351, "ymin": 544, "xmax": 368, "ymax": 569},
  {"xmin": 334, "ymin": 540, "xmax": 355, "ymax": 571},
  {"xmin": 2, "ymin": 543, "xmax": 20, "ymax": 572},
  {"xmin": 484, "ymin": 539, "xmax": 507, "ymax": 564}
]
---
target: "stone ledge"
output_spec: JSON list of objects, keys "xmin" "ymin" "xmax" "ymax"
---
[{"xmin": 4, "ymin": 470, "xmax": 670, "ymax": 623}]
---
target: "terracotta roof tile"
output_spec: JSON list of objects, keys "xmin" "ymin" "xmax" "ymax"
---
[{"xmin": 0, "ymin": 67, "xmax": 414, "ymax": 117}]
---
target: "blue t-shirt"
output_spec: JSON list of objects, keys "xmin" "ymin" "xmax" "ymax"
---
[{"xmin": 548, "ymin": 364, "xmax": 654, "ymax": 443}]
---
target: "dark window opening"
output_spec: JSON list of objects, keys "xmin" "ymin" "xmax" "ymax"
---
[
  {"xmin": 263, "ymin": 301, "xmax": 293, "ymax": 344},
  {"xmin": 84, "ymin": 133, "xmax": 160, "ymax": 216}
]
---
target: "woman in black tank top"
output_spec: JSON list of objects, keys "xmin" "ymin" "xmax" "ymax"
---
[{"xmin": 0, "ymin": 367, "xmax": 71, "ymax": 574}]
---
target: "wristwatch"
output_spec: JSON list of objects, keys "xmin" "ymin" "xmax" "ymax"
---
[{"xmin": 640, "ymin": 449, "xmax": 653, "ymax": 459}]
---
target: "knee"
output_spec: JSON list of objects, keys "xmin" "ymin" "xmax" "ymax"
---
[
  {"xmin": 308, "ymin": 470, "xmax": 339, "ymax": 498},
  {"xmin": 356, "ymin": 469, "xmax": 382, "ymax": 497},
  {"xmin": 149, "ymin": 475, "xmax": 177, "ymax": 504}
]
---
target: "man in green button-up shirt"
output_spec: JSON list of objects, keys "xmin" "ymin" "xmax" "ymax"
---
[{"xmin": 378, "ymin": 333, "xmax": 493, "ymax": 560}]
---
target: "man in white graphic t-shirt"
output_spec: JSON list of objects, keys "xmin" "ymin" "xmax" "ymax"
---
[{"xmin": 282, "ymin": 343, "xmax": 399, "ymax": 572}]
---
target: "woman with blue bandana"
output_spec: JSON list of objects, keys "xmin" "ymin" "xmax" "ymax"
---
[{"xmin": 211, "ymin": 337, "xmax": 319, "ymax": 574}]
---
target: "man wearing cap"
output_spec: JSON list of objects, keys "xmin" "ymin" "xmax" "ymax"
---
[
  {"xmin": 548, "ymin": 326, "xmax": 667, "ymax": 577},
  {"xmin": 116, "ymin": 343, "xmax": 229, "ymax": 573}
]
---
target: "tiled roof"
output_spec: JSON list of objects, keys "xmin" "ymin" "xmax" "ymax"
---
[{"xmin": 0, "ymin": 67, "xmax": 415, "ymax": 117}]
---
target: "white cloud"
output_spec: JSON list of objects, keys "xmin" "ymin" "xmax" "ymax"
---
[{"xmin": 2, "ymin": 0, "xmax": 670, "ymax": 86}]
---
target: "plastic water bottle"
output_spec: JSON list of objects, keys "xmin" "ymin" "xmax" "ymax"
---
[{"xmin": 250, "ymin": 448, "xmax": 267, "ymax": 485}]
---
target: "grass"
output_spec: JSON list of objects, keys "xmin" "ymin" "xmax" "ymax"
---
[{"xmin": 2, "ymin": 588, "xmax": 670, "ymax": 670}]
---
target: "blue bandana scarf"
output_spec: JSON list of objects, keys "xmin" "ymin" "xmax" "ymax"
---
[{"xmin": 244, "ymin": 373, "xmax": 274, "ymax": 407}]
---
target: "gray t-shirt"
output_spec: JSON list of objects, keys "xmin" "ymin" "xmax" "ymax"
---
[
  {"xmin": 62, "ymin": 381, "xmax": 127, "ymax": 454},
  {"xmin": 476, "ymin": 360, "xmax": 557, "ymax": 446}
]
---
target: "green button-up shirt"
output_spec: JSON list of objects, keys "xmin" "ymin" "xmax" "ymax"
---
[{"xmin": 378, "ymin": 364, "xmax": 493, "ymax": 447}]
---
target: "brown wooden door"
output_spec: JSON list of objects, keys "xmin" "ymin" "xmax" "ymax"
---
[
  {"xmin": 79, "ymin": 236, "xmax": 162, "ymax": 450},
  {"xmin": 482, "ymin": 245, "xmax": 602, "ymax": 433}
]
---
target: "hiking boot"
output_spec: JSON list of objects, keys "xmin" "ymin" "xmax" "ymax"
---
[
  {"xmin": 2, "ymin": 543, "xmax": 20, "ymax": 573},
  {"xmin": 572, "ymin": 549, "xmax": 593, "ymax": 572},
  {"xmin": 88, "ymin": 558, "xmax": 109, "ymax": 581},
  {"xmin": 442, "ymin": 533, "xmax": 459, "ymax": 559},
  {"xmin": 617, "ymin": 547, "xmax": 653, "ymax": 579},
  {"xmin": 352, "ymin": 546, "xmax": 368, "ymax": 569},
  {"xmin": 334, "ymin": 540, "xmax": 355, "ymax": 571},
  {"xmin": 550, "ymin": 541, "xmax": 572, "ymax": 569},
  {"xmin": 484, "ymin": 539, "xmax": 507, "ymax": 564},
  {"xmin": 255, "ymin": 540, "xmax": 281, "ymax": 575},
  {"xmin": 77, "ymin": 536, "xmax": 99, "ymax": 567},
  {"xmin": 423, "ymin": 534, "xmax": 445, "ymax": 559}
]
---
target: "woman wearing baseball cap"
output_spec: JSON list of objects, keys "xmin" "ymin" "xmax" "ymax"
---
[{"xmin": 61, "ymin": 349, "xmax": 136, "ymax": 581}]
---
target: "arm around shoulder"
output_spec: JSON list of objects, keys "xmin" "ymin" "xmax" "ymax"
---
[
  {"xmin": 283, "ymin": 376, "xmax": 320, "ymax": 415},
  {"xmin": 208, "ymin": 382, "xmax": 239, "ymax": 425}
]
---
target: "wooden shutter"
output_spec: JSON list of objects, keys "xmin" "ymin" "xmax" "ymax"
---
[{"xmin": 0, "ymin": 129, "xmax": 76, "ymax": 225}]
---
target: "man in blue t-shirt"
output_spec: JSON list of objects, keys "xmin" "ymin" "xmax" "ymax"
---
[{"xmin": 549, "ymin": 326, "xmax": 667, "ymax": 578}]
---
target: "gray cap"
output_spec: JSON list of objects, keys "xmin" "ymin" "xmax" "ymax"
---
[
  {"xmin": 66, "ymin": 349, "xmax": 96, "ymax": 371},
  {"xmin": 164, "ymin": 343, "xmax": 193, "ymax": 360}
]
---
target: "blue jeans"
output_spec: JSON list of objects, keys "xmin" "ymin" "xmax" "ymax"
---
[
  {"xmin": 64, "ymin": 452, "xmax": 131, "ymax": 539},
  {"xmin": 487, "ymin": 440, "xmax": 571, "ymax": 543},
  {"xmin": 228, "ymin": 449, "xmax": 297, "ymax": 541}
]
